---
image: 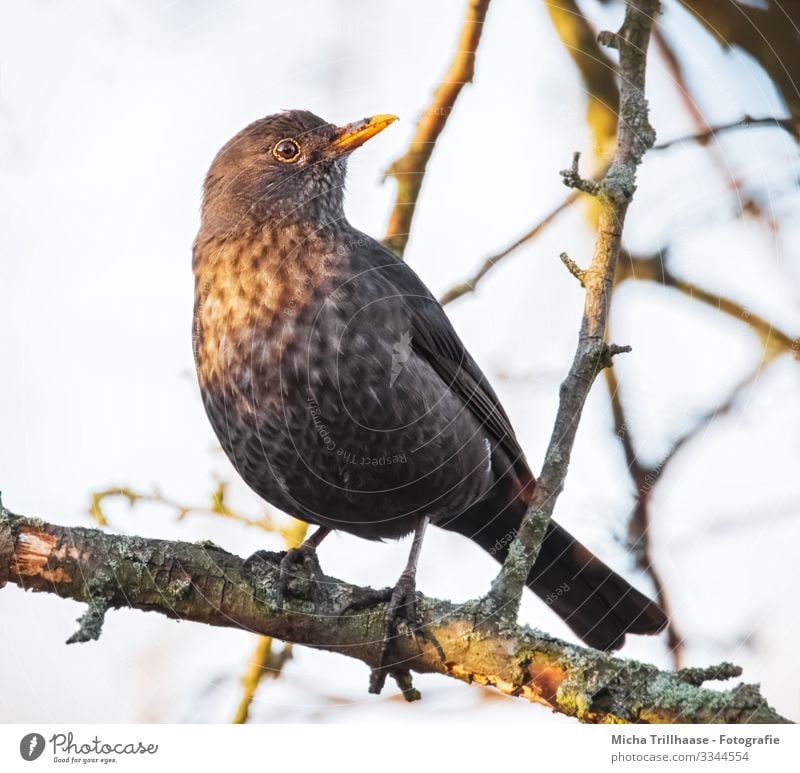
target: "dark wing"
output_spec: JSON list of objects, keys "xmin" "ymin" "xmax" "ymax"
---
[{"xmin": 364, "ymin": 240, "xmax": 530, "ymax": 478}]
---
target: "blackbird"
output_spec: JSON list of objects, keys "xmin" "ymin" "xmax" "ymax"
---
[{"xmin": 192, "ymin": 110, "xmax": 667, "ymax": 680}]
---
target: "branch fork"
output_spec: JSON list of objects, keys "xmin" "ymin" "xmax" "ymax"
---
[{"xmin": 560, "ymin": 151, "xmax": 601, "ymax": 195}]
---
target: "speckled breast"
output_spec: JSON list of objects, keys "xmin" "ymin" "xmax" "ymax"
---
[{"xmin": 192, "ymin": 235, "xmax": 493, "ymax": 540}]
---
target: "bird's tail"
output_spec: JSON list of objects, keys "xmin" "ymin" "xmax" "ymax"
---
[{"xmin": 441, "ymin": 480, "xmax": 668, "ymax": 650}]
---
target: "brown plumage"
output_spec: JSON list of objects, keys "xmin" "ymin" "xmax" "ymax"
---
[{"xmin": 192, "ymin": 110, "xmax": 667, "ymax": 672}]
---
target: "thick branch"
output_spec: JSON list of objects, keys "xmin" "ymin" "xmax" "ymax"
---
[
  {"xmin": 488, "ymin": 0, "xmax": 661, "ymax": 616},
  {"xmin": 383, "ymin": 0, "xmax": 491, "ymax": 257},
  {"xmin": 0, "ymin": 506, "xmax": 789, "ymax": 723}
]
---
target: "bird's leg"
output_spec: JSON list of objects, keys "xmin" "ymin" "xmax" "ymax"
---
[
  {"xmin": 275, "ymin": 526, "xmax": 331, "ymax": 607},
  {"xmin": 369, "ymin": 515, "xmax": 429, "ymax": 694}
]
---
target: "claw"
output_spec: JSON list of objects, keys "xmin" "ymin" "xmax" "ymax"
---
[
  {"xmin": 369, "ymin": 569, "xmax": 420, "ymax": 694},
  {"xmin": 275, "ymin": 543, "xmax": 324, "ymax": 608}
]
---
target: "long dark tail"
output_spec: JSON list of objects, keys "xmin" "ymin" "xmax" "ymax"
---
[{"xmin": 441, "ymin": 485, "xmax": 668, "ymax": 651}]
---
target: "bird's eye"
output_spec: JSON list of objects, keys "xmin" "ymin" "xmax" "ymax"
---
[{"xmin": 273, "ymin": 138, "xmax": 301, "ymax": 162}]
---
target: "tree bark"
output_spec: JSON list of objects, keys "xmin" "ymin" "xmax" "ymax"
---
[{"xmin": 0, "ymin": 505, "xmax": 789, "ymax": 723}]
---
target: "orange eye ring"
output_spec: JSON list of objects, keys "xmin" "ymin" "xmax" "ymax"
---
[{"xmin": 273, "ymin": 138, "xmax": 301, "ymax": 163}]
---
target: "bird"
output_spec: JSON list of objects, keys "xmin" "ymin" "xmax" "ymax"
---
[{"xmin": 192, "ymin": 109, "xmax": 667, "ymax": 686}]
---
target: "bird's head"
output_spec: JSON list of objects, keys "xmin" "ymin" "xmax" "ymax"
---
[{"xmin": 200, "ymin": 109, "xmax": 397, "ymax": 235}]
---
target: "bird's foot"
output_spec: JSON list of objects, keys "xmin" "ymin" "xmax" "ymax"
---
[
  {"xmin": 275, "ymin": 543, "xmax": 325, "ymax": 608},
  {"xmin": 369, "ymin": 569, "xmax": 420, "ymax": 694},
  {"xmin": 341, "ymin": 585, "xmax": 393, "ymax": 613},
  {"xmin": 243, "ymin": 545, "xmax": 325, "ymax": 609}
]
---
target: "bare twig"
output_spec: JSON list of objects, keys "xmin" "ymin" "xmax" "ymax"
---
[
  {"xmin": 0, "ymin": 504, "xmax": 789, "ymax": 723},
  {"xmin": 89, "ymin": 483, "xmax": 303, "ymax": 540},
  {"xmin": 438, "ymin": 191, "xmax": 582, "ymax": 305},
  {"xmin": 606, "ymin": 356, "xmax": 767, "ymax": 669},
  {"xmin": 486, "ymin": 0, "xmax": 662, "ymax": 619},
  {"xmin": 383, "ymin": 0, "xmax": 491, "ymax": 257},
  {"xmin": 653, "ymin": 115, "xmax": 796, "ymax": 151},
  {"xmin": 560, "ymin": 151, "xmax": 602, "ymax": 195}
]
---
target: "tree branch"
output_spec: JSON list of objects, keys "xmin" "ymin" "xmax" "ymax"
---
[
  {"xmin": 486, "ymin": 0, "xmax": 661, "ymax": 618},
  {"xmin": 438, "ymin": 190, "xmax": 582, "ymax": 305},
  {"xmin": 383, "ymin": 0, "xmax": 491, "ymax": 257},
  {"xmin": 436, "ymin": 108, "xmax": 791, "ymax": 308},
  {"xmin": 0, "ymin": 504, "xmax": 789, "ymax": 723},
  {"xmin": 653, "ymin": 115, "xmax": 797, "ymax": 151}
]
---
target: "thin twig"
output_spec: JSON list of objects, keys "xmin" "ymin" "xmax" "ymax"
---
[
  {"xmin": 606, "ymin": 365, "xmax": 684, "ymax": 666},
  {"xmin": 487, "ymin": 0, "xmax": 661, "ymax": 620},
  {"xmin": 383, "ymin": 0, "xmax": 491, "ymax": 257},
  {"xmin": 653, "ymin": 115, "xmax": 796, "ymax": 151},
  {"xmin": 437, "ymin": 109, "xmax": 792, "ymax": 308},
  {"xmin": 89, "ymin": 483, "xmax": 298, "ymax": 539},
  {"xmin": 438, "ymin": 190, "xmax": 581, "ymax": 305},
  {"xmin": 560, "ymin": 251, "xmax": 588, "ymax": 286}
]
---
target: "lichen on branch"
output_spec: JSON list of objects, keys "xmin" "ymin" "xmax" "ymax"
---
[
  {"xmin": 488, "ymin": 0, "xmax": 662, "ymax": 618},
  {"xmin": 0, "ymin": 503, "xmax": 789, "ymax": 723}
]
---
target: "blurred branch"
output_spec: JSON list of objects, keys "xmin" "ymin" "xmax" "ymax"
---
[
  {"xmin": 232, "ymin": 636, "xmax": 294, "ymax": 724},
  {"xmin": 90, "ymin": 481, "xmax": 306, "ymax": 723},
  {"xmin": 487, "ymin": 0, "xmax": 660, "ymax": 618},
  {"xmin": 653, "ymin": 115, "xmax": 797, "ymax": 151},
  {"xmin": 654, "ymin": 22, "xmax": 750, "ymax": 215},
  {"xmin": 383, "ymin": 0, "xmax": 491, "ymax": 257},
  {"xmin": 231, "ymin": 518, "xmax": 307, "ymax": 723},
  {"xmin": 437, "ymin": 107, "xmax": 792, "ymax": 305},
  {"xmin": 89, "ymin": 482, "xmax": 296, "ymax": 539},
  {"xmin": 654, "ymin": 23, "xmax": 796, "ymax": 149},
  {"xmin": 617, "ymin": 252, "xmax": 800, "ymax": 359},
  {"xmin": 606, "ymin": 360, "xmax": 762, "ymax": 666},
  {"xmin": 546, "ymin": 0, "xmax": 619, "ymax": 172},
  {"xmin": 0, "ymin": 503, "xmax": 789, "ymax": 723},
  {"xmin": 606, "ymin": 365, "xmax": 684, "ymax": 667},
  {"xmin": 677, "ymin": 0, "xmax": 800, "ymax": 138},
  {"xmin": 439, "ymin": 190, "xmax": 581, "ymax": 305}
]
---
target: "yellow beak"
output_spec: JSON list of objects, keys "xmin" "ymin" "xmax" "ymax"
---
[{"xmin": 329, "ymin": 114, "xmax": 398, "ymax": 154}]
